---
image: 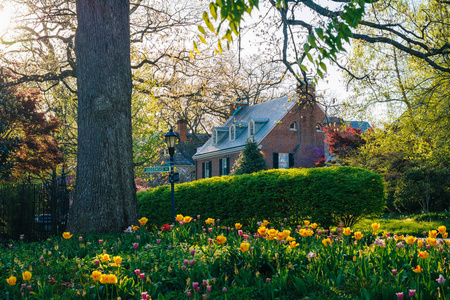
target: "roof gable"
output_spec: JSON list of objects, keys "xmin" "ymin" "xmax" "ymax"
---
[{"xmin": 194, "ymin": 95, "xmax": 296, "ymax": 159}]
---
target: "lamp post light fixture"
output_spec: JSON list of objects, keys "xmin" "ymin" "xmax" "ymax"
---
[{"xmin": 164, "ymin": 127, "xmax": 178, "ymax": 223}]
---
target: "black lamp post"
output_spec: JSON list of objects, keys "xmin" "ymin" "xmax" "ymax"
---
[{"xmin": 165, "ymin": 127, "xmax": 178, "ymax": 223}]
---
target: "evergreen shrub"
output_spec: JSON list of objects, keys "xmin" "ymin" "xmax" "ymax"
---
[{"xmin": 138, "ymin": 166, "xmax": 385, "ymax": 228}]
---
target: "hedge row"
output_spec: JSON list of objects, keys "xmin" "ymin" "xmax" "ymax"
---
[{"xmin": 138, "ymin": 166, "xmax": 385, "ymax": 229}]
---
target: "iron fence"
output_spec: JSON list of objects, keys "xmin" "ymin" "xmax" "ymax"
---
[{"xmin": 0, "ymin": 174, "xmax": 70, "ymax": 243}]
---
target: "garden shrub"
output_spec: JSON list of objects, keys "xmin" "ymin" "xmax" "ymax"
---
[{"xmin": 138, "ymin": 166, "xmax": 385, "ymax": 228}]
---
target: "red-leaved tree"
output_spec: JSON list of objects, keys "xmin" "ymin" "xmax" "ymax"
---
[
  {"xmin": 0, "ymin": 73, "xmax": 63, "ymax": 180},
  {"xmin": 323, "ymin": 126, "xmax": 367, "ymax": 162}
]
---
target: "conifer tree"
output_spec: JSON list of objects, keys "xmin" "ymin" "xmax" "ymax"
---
[{"xmin": 230, "ymin": 139, "xmax": 266, "ymax": 175}]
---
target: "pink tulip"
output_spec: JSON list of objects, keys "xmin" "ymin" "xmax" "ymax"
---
[
  {"xmin": 396, "ymin": 292, "xmax": 403, "ymax": 300},
  {"xmin": 98, "ymin": 239, "xmax": 103, "ymax": 244},
  {"xmin": 133, "ymin": 243, "xmax": 139, "ymax": 249},
  {"xmin": 134, "ymin": 269, "xmax": 140, "ymax": 276},
  {"xmin": 140, "ymin": 273, "xmax": 145, "ymax": 280},
  {"xmin": 238, "ymin": 230, "xmax": 244, "ymax": 236},
  {"xmin": 79, "ymin": 236, "xmax": 83, "ymax": 242}
]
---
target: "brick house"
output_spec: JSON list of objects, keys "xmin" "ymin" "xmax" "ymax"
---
[{"xmin": 193, "ymin": 88, "xmax": 327, "ymax": 179}]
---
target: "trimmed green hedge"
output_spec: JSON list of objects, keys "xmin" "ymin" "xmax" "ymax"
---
[{"xmin": 138, "ymin": 167, "xmax": 385, "ymax": 228}]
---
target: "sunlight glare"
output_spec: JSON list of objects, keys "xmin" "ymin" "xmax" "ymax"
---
[{"xmin": 0, "ymin": 5, "xmax": 12, "ymax": 34}]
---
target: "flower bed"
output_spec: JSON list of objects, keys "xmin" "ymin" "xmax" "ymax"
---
[{"xmin": 1, "ymin": 216, "xmax": 449, "ymax": 299}]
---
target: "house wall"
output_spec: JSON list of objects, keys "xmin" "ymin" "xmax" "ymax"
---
[
  {"xmin": 297, "ymin": 102, "xmax": 326, "ymax": 167},
  {"xmin": 259, "ymin": 104, "xmax": 300, "ymax": 168},
  {"xmin": 195, "ymin": 98, "xmax": 326, "ymax": 179},
  {"xmin": 196, "ymin": 152, "xmax": 240, "ymax": 179},
  {"xmin": 259, "ymin": 102, "xmax": 325, "ymax": 168}
]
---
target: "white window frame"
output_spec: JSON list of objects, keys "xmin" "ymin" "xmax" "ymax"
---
[
  {"xmin": 290, "ymin": 122, "xmax": 297, "ymax": 131},
  {"xmin": 212, "ymin": 130, "xmax": 217, "ymax": 144},
  {"xmin": 229, "ymin": 125, "xmax": 236, "ymax": 141},
  {"xmin": 249, "ymin": 120, "xmax": 255, "ymax": 136},
  {"xmin": 279, "ymin": 153, "xmax": 289, "ymax": 169}
]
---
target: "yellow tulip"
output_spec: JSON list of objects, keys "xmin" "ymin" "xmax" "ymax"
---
[
  {"xmin": 394, "ymin": 234, "xmax": 404, "ymax": 241},
  {"xmin": 113, "ymin": 256, "xmax": 122, "ymax": 265},
  {"xmin": 322, "ymin": 238, "xmax": 331, "ymax": 247},
  {"xmin": 184, "ymin": 216, "xmax": 192, "ymax": 223},
  {"xmin": 92, "ymin": 271, "xmax": 102, "ymax": 281},
  {"xmin": 289, "ymin": 241, "xmax": 299, "ymax": 249},
  {"xmin": 216, "ymin": 235, "xmax": 227, "ymax": 244},
  {"xmin": 417, "ymin": 239, "xmax": 424, "ymax": 248},
  {"xmin": 132, "ymin": 225, "xmax": 139, "ymax": 231},
  {"xmin": 306, "ymin": 229, "xmax": 314, "ymax": 236},
  {"xmin": 138, "ymin": 217, "xmax": 148, "ymax": 226},
  {"xmin": 298, "ymin": 229, "xmax": 308, "ymax": 237},
  {"xmin": 175, "ymin": 214, "xmax": 184, "ymax": 222},
  {"xmin": 235, "ymin": 223, "xmax": 242, "ymax": 230},
  {"xmin": 205, "ymin": 218, "xmax": 215, "ymax": 225},
  {"xmin": 286, "ymin": 236, "xmax": 296, "ymax": 242},
  {"xmin": 426, "ymin": 237, "xmax": 437, "ymax": 247},
  {"xmin": 100, "ymin": 254, "xmax": 110, "ymax": 263},
  {"xmin": 262, "ymin": 220, "xmax": 269, "ymax": 226},
  {"xmin": 108, "ymin": 274, "xmax": 118, "ymax": 284},
  {"xmin": 240, "ymin": 242, "xmax": 250, "ymax": 252},
  {"xmin": 371, "ymin": 223, "xmax": 380, "ymax": 231},
  {"xmin": 443, "ymin": 232, "xmax": 448, "ymax": 238},
  {"xmin": 438, "ymin": 226, "xmax": 447, "ymax": 235},
  {"xmin": 6, "ymin": 276, "xmax": 17, "ymax": 286},
  {"xmin": 418, "ymin": 250, "xmax": 429, "ymax": 259},
  {"xmin": 310, "ymin": 223, "xmax": 318, "ymax": 229},
  {"xmin": 62, "ymin": 232, "xmax": 73, "ymax": 240},
  {"xmin": 412, "ymin": 265, "xmax": 423, "ymax": 273},
  {"xmin": 276, "ymin": 232, "xmax": 285, "ymax": 241},
  {"xmin": 282, "ymin": 230, "xmax": 291, "ymax": 238},
  {"xmin": 353, "ymin": 232, "xmax": 363, "ymax": 240},
  {"xmin": 100, "ymin": 274, "xmax": 117, "ymax": 284},
  {"xmin": 304, "ymin": 220, "xmax": 310, "ymax": 226},
  {"xmin": 266, "ymin": 229, "xmax": 278, "ymax": 241},
  {"xmin": 405, "ymin": 236, "xmax": 417, "ymax": 245},
  {"xmin": 428, "ymin": 230, "xmax": 438, "ymax": 238},
  {"xmin": 343, "ymin": 227, "xmax": 351, "ymax": 236},
  {"xmin": 257, "ymin": 226, "xmax": 267, "ymax": 236},
  {"xmin": 22, "ymin": 271, "xmax": 32, "ymax": 281}
]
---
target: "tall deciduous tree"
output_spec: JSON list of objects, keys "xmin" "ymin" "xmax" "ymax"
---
[{"xmin": 69, "ymin": 0, "xmax": 138, "ymax": 233}]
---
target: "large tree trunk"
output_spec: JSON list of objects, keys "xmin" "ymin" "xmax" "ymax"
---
[{"xmin": 70, "ymin": 0, "xmax": 139, "ymax": 233}]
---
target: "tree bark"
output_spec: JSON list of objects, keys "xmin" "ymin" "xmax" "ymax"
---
[{"xmin": 70, "ymin": 0, "xmax": 139, "ymax": 233}]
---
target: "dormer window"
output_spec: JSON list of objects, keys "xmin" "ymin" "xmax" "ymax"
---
[
  {"xmin": 290, "ymin": 122, "xmax": 297, "ymax": 131},
  {"xmin": 212, "ymin": 127, "xmax": 228, "ymax": 145},
  {"xmin": 230, "ymin": 125, "xmax": 236, "ymax": 141},
  {"xmin": 249, "ymin": 120, "xmax": 255, "ymax": 136}
]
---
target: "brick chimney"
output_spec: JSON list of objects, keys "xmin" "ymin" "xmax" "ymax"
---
[
  {"xmin": 177, "ymin": 119, "xmax": 188, "ymax": 143},
  {"xmin": 229, "ymin": 100, "xmax": 249, "ymax": 117}
]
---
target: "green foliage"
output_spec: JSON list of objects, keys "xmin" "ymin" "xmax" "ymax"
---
[
  {"xmin": 394, "ymin": 166, "xmax": 450, "ymax": 214},
  {"xmin": 1, "ymin": 215, "xmax": 449, "ymax": 299},
  {"xmin": 199, "ymin": 0, "xmax": 370, "ymax": 82},
  {"xmin": 138, "ymin": 167, "xmax": 385, "ymax": 228},
  {"xmin": 230, "ymin": 139, "xmax": 266, "ymax": 175}
]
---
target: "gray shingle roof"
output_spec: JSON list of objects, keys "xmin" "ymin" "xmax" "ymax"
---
[
  {"xmin": 193, "ymin": 95, "xmax": 296, "ymax": 159},
  {"xmin": 347, "ymin": 121, "xmax": 371, "ymax": 133}
]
